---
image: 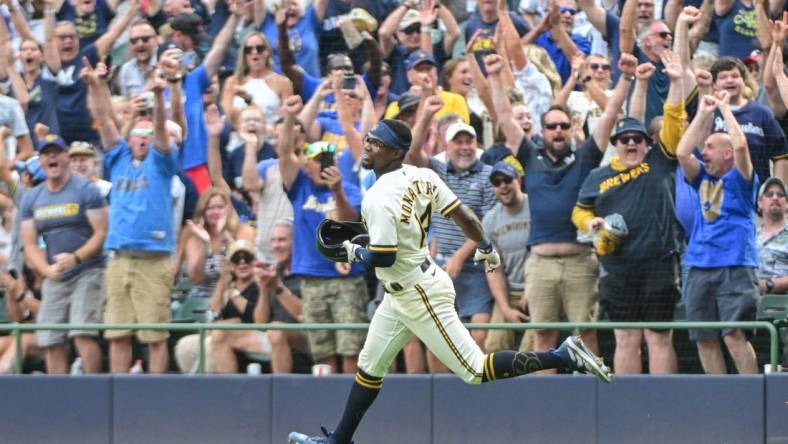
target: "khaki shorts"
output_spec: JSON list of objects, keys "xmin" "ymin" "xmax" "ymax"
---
[
  {"xmin": 301, "ymin": 275, "xmax": 368, "ymax": 361},
  {"xmin": 525, "ymin": 252, "xmax": 598, "ymax": 326},
  {"xmin": 104, "ymin": 253, "xmax": 173, "ymax": 343},
  {"xmin": 483, "ymin": 291, "xmax": 534, "ymax": 353}
]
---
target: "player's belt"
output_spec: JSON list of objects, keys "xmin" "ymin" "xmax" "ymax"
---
[{"xmin": 387, "ymin": 258, "xmax": 432, "ymax": 292}]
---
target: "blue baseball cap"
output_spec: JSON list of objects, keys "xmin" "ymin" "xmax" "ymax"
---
[
  {"xmin": 490, "ymin": 160, "xmax": 521, "ymax": 180},
  {"xmin": 36, "ymin": 134, "xmax": 67, "ymax": 153},
  {"xmin": 15, "ymin": 156, "xmax": 46, "ymax": 183},
  {"xmin": 610, "ymin": 117, "xmax": 652, "ymax": 145},
  {"xmin": 406, "ymin": 50, "xmax": 436, "ymax": 71}
]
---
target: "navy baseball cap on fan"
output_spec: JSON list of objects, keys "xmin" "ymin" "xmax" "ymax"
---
[
  {"xmin": 36, "ymin": 134, "xmax": 67, "ymax": 153},
  {"xmin": 490, "ymin": 160, "xmax": 521, "ymax": 180},
  {"xmin": 406, "ymin": 50, "xmax": 436, "ymax": 71},
  {"xmin": 157, "ymin": 41, "xmax": 183, "ymax": 58},
  {"xmin": 396, "ymin": 93, "xmax": 420, "ymax": 116},
  {"xmin": 365, "ymin": 121, "xmax": 410, "ymax": 151},
  {"xmin": 610, "ymin": 117, "xmax": 652, "ymax": 145}
]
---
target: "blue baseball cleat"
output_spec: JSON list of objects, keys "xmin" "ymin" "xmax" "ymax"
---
[{"xmin": 556, "ymin": 335, "xmax": 614, "ymax": 383}]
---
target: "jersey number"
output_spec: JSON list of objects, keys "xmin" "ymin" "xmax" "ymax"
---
[{"xmin": 418, "ymin": 204, "xmax": 432, "ymax": 249}]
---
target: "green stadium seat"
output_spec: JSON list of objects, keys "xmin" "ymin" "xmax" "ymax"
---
[
  {"xmin": 172, "ymin": 297, "xmax": 212, "ymax": 323},
  {"xmin": 0, "ymin": 294, "xmax": 11, "ymax": 324},
  {"xmin": 757, "ymin": 294, "xmax": 788, "ymax": 323}
]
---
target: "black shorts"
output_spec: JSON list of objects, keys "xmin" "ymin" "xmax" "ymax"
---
[{"xmin": 599, "ymin": 256, "xmax": 679, "ymax": 324}]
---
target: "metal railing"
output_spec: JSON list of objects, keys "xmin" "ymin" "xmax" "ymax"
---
[{"xmin": 0, "ymin": 321, "xmax": 780, "ymax": 374}]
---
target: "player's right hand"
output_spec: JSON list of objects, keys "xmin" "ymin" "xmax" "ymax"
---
[{"xmin": 473, "ymin": 247, "xmax": 501, "ymax": 273}]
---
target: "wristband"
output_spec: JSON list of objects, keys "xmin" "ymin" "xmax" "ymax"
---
[
  {"xmin": 623, "ymin": 74, "xmax": 635, "ymax": 82},
  {"xmin": 766, "ymin": 278, "xmax": 775, "ymax": 292},
  {"xmin": 421, "ymin": 26, "xmax": 432, "ymax": 33}
]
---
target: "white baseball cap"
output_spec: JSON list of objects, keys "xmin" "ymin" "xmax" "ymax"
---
[{"xmin": 445, "ymin": 122, "xmax": 476, "ymax": 143}]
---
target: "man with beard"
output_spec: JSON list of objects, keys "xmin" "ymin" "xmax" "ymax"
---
[
  {"xmin": 677, "ymin": 92, "xmax": 759, "ymax": 375},
  {"xmin": 43, "ymin": 0, "xmax": 138, "ymax": 144},
  {"xmin": 119, "ymin": 20, "xmax": 159, "ymax": 97},
  {"xmin": 481, "ymin": 160, "xmax": 533, "ymax": 354},
  {"xmin": 19, "ymin": 134, "xmax": 108, "ymax": 374},
  {"xmin": 756, "ymin": 178, "xmax": 788, "ymax": 295},
  {"xmin": 487, "ymin": 52, "xmax": 637, "ymax": 368}
]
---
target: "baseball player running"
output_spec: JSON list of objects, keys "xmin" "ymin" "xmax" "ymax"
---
[{"xmin": 289, "ymin": 120, "xmax": 612, "ymax": 444}]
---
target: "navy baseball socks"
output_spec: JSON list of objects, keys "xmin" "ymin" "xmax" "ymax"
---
[
  {"xmin": 289, "ymin": 370, "xmax": 382, "ymax": 444},
  {"xmin": 481, "ymin": 336, "xmax": 613, "ymax": 383}
]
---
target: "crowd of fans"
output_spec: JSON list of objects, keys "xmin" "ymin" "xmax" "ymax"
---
[{"xmin": 0, "ymin": 0, "xmax": 787, "ymax": 375}]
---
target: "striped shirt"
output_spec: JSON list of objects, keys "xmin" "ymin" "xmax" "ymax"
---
[{"xmin": 428, "ymin": 158, "xmax": 496, "ymax": 260}]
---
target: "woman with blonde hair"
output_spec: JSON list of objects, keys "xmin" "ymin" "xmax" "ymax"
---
[
  {"xmin": 220, "ymin": 32, "xmax": 292, "ymax": 131},
  {"xmin": 184, "ymin": 187, "xmax": 255, "ymax": 299},
  {"xmin": 554, "ymin": 54, "xmax": 615, "ymax": 139}
]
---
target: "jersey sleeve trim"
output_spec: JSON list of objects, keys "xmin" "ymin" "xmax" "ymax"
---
[
  {"xmin": 772, "ymin": 153, "xmax": 788, "ymax": 160},
  {"xmin": 368, "ymin": 245, "xmax": 398, "ymax": 252},
  {"xmin": 441, "ymin": 198, "xmax": 461, "ymax": 217}
]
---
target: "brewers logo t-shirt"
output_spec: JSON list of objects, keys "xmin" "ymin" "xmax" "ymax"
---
[{"xmin": 20, "ymin": 175, "xmax": 107, "ymax": 280}]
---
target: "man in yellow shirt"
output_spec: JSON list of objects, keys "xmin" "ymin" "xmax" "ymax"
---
[{"xmin": 384, "ymin": 50, "xmax": 470, "ymax": 124}]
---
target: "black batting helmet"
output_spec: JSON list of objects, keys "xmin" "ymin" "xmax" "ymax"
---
[{"xmin": 316, "ymin": 219, "xmax": 370, "ymax": 263}]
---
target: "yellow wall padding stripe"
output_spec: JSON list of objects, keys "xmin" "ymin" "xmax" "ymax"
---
[
  {"xmin": 440, "ymin": 199, "xmax": 461, "ymax": 217},
  {"xmin": 415, "ymin": 284, "xmax": 481, "ymax": 378},
  {"xmin": 355, "ymin": 373, "xmax": 383, "ymax": 390},
  {"xmin": 369, "ymin": 245, "xmax": 398, "ymax": 252}
]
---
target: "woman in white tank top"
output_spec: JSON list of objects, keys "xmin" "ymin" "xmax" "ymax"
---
[{"xmin": 221, "ymin": 32, "xmax": 293, "ymax": 132}]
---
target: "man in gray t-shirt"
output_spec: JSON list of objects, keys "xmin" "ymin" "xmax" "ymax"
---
[
  {"xmin": 481, "ymin": 161, "xmax": 532, "ymax": 353},
  {"xmin": 19, "ymin": 135, "xmax": 108, "ymax": 374}
]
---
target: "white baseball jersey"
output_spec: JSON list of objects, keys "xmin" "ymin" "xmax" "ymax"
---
[{"xmin": 362, "ymin": 165, "xmax": 460, "ymax": 285}]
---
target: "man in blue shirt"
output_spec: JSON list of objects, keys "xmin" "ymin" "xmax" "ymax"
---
[
  {"xmin": 465, "ymin": 0, "xmax": 530, "ymax": 75},
  {"xmin": 677, "ymin": 92, "xmax": 759, "ymax": 374},
  {"xmin": 523, "ymin": 0, "xmax": 591, "ymax": 83},
  {"xmin": 278, "ymin": 94, "xmax": 368, "ymax": 374},
  {"xmin": 86, "ymin": 57, "xmax": 179, "ymax": 374}
]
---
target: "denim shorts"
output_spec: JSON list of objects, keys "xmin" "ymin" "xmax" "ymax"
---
[{"xmin": 452, "ymin": 263, "xmax": 493, "ymax": 318}]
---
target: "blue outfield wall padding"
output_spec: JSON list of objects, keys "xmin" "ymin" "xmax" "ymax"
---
[
  {"xmin": 0, "ymin": 376, "xmax": 112, "ymax": 444},
  {"xmin": 597, "ymin": 375, "xmax": 764, "ymax": 444},
  {"xmin": 766, "ymin": 374, "xmax": 788, "ymax": 444},
  {"xmin": 271, "ymin": 374, "xmax": 432, "ymax": 444},
  {"xmin": 112, "ymin": 375, "xmax": 271, "ymax": 444},
  {"xmin": 432, "ymin": 375, "xmax": 598, "ymax": 444}
]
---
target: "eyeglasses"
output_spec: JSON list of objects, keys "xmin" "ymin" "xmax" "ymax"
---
[
  {"xmin": 231, "ymin": 252, "xmax": 255, "ymax": 264},
  {"xmin": 129, "ymin": 35, "xmax": 155, "ymax": 44},
  {"xmin": 402, "ymin": 25, "xmax": 421, "ymax": 35},
  {"xmin": 763, "ymin": 191, "xmax": 787, "ymax": 198},
  {"xmin": 244, "ymin": 44, "xmax": 267, "ymax": 54},
  {"xmin": 559, "ymin": 6, "xmax": 577, "ymax": 15},
  {"xmin": 657, "ymin": 31, "xmax": 673, "ymax": 39},
  {"xmin": 589, "ymin": 63, "xmax": 612, "ymax": 71},
  {"xmin": 618, "ymin": 134, "xmax": 645, "ymax": 144},
  {"xmin": 490, "ymin": 176, "xmax": 514, "ymax": 187},
  {"xmin": 544, "ymin": 122, "xmax": 571, "ymax": 130}
]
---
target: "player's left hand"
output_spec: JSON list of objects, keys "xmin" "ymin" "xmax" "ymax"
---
[
  {"xmin": 342, "ymin": 240, "xmax": 361, "ymax": 263},
  {"xmin": 473, "ymin": 246, "xmax": 501, "ymax": 273}
]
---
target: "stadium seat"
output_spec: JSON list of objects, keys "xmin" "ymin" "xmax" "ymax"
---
[
  {"xmin": 172, "ymin": 297, "xmax": 212, "ymax": 323},
  {"xmin": 0, "ymin": 294, "xmax": 10, "ymax": 324},
  {"xmin": 757, "ymin": 294, "xmax": 788, "ymax": 323}
]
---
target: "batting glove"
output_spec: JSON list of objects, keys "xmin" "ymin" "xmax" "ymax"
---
[
  {"xmin": 473, "ymin": 243, "xmax": 501, "ymax": 272},
  {"xmin": 342, "ymin": 240, "xmax": 362, "ymax": 263}
]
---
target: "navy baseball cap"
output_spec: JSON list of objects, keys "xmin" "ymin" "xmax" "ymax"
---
[
  {"xmin": 157, "ymin": 41, "xmax": 183, "ymax": 58},
  {"xmin": 396, "ymin": 93, "xmax": 420, "ymax": 116},
  {"xmin": 610, "ymin": 117, "xmax": 652, "ymax": 145},
  {"xmin": 36, "ymin": 134, "xmax": 67, "ymax": 152},
  {"xmin": 490, "ymin": 160, "xmax": 520, "ymax": 180},
  {"xmin": 170, "ymin": 13, "xmax": 211, "ymax": 44},
  {"xmin": 406, "ymin": 50, "xmax": 436, "ymax": 71}
]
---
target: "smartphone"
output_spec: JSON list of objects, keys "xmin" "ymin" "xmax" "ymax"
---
[
  {"xmin": 140, "ymin": 91, "xmax": 154, "ymax": 109},
  {"xmin": 341, "ymin": 73, "xmax": 356, "ymax": 90},
  {"xmin": 320, "ymin": 151, "xmax": 335, "ymax": 171}
]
